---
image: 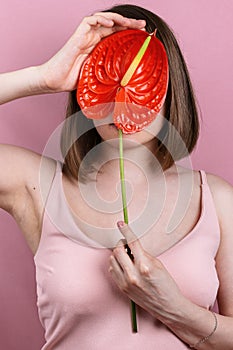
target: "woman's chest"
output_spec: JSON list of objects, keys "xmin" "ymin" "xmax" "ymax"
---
[
  {"xmin": 36, "ymin": 221, "xmax": 219, "ymax": 316},
  {"xmin": 35, "ymin": 167, "xmax": 220, "ymax": 325},
  {"xmin": 63, "ymin": 173, "xmax": 202, "ymax": 256}
]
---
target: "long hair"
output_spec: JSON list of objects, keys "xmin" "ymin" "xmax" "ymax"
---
[{"xmin": 61, "ymin": 4, "xmax": 199, "ymax": 181}]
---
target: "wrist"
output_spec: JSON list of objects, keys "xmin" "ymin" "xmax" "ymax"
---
[
  {"xmin": 0, "ymin": 66, "xmax": 51, "ymax": 105},
  {"xmin": 157, "ymin": 295, "xmax": 193, "ymax": 330},
  {"xmin": 160, "ymin": 297, "xmax": 218, "ymax": 347},
  {"xmin": 29, "ymin": 65, "xmax": 52, "ymax": 94}
]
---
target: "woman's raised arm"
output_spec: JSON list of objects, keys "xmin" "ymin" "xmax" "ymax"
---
[{"xmin": 0, "ymin": 13, "xmax": 145, "ymax": 104}]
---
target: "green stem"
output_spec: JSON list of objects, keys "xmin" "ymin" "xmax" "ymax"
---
[
  {"xmin": 118, "ymin": 128, "xmax": 138, "ymax": 333},
  {"xmin": 130, "ymin": 300, "xmax": 138, "ymax": 333},
  {"xmin": 119, "ymin": 129, "xmax": 129, "ymax": 225}
]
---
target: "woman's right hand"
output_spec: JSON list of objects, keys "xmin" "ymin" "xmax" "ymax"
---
[
  {"xmin": 38, "ymin": 12, "xmax": 146, "ymax": 93},
  {"xmin": 0, "ymin": 13, "xmax": 145, "ymax": 105}
]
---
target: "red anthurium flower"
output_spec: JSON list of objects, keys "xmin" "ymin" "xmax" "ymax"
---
[
  {"xmin": 77, "ymin": 29, "xmax": 169, "ymax": 332},
  {"xmin": 77, "ymin": 29, "xmax": 169, "ymax": 134}
]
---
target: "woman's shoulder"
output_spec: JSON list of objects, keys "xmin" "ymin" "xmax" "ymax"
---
[
  {"xmin": 176, "ymin": 165, "xmax": 233, "ymax": 196},
  {"xmin": 175, "ymin": 165, "xmax": 233, "ymax": 217},
  {"xmin": 0, "ymin": 143, "xmax": 57, "ymax": 211},
  {"xmin": 0, "ymin": 144, "xmax": 56, "ymax": 174},
  {"xmin": 204, "ymin": 171, "xmax": 233, "ymax": 232},
  {"xmin": 205, "ymin": 171, "xmax": 233, "ymax": 200}
]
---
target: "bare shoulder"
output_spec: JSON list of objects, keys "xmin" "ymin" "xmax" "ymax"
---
[
  {"xmin": 205, "ymin": 172, "xmax": 233, "ymax": 224},
  {"xmin": 0, "ymin": 143, "xmax": 41, "ymax": 174},
  {"xmin": 0, "ymin": 144, "xmax": 57, "ymax": 254},
  {"xmin": 206, "ymin": 171, "xmax": 233, "ymax": 193},
  {"xmin": 0, "ymin": 144, "xmax": 56, "ymax": 208},
  {"xmin": 0, "ymin": 144, "xmax": 43, "ymax": 189},
  {"xmin": 0, "ymin": 144, "xmax": 40, "ymax": 209},
  {"xmin": 175, "ymin": 166, "xmax": 233, "ymax": 225}
]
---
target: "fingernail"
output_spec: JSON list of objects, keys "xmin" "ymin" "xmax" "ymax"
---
[{"xmin": 117, "ymin": 221, "xmax": 125, "ymax": 228}]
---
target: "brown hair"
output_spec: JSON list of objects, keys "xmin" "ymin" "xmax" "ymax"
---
[{"xmin": 61, "ymin": 4, "xmax": 199, "ymax": 181}]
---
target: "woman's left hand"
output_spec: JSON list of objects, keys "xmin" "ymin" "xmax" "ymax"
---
[{"xmin": 109, "ymin": 221, "xmax": 187, "ymax": 323}]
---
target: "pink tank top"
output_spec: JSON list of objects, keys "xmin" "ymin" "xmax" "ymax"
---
[{"xmin": 34, "ymin": 162, "xmax": 220, "ymax": 349}]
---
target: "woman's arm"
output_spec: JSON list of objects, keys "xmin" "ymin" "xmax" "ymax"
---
[
  {"xmin": 0, "ymin": 12, "xmax": 146, "ymax": 212},
  {"xmin": 0, "ymin": 13, "xmax": 145, "ymax": 105},
  {"xmin": 165, "ymin": 294, "xmax": 233, "ymax": 349},
  {"xmin": 167, "ymin": 174, "xmax": 233, "ymax": 349},
  {"xmin": 0, "ymin": 145, "xmax": 42, "ymax": 212},
  {"xmin": 0, "ymin": 67, "xmax": 44, "ymax": 105},
  {"xmin": 110, "ymin": 175, "xmax": 233, "ymax": 350}
]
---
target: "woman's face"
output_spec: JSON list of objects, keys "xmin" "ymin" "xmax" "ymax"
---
[{"xmin": 93, "ymin": 107, "xmax": 165, "ymax": 148}]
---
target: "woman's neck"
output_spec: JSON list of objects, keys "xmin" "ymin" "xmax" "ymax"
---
[{"xmin": 89, "ymin": 137, "xmax": 165, "ymax": 184}]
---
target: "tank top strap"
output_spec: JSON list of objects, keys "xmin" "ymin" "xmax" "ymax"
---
[
  {"xmin": 198, "ymin": 169, "xmax": 220, "ymax": 245},
  {"xmin": 199, "ymin": 170, "xmax": 208, "ymax": 186},
  {"xmin": 55, "ymin": 160, "xmax": 63, "ymax": 173},
  {"xmin": 43, "ymin": 160, "xmax": 63, "ymax": 208}
]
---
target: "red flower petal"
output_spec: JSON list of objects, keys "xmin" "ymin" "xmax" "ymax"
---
[{"xmin": 77, "ymin": 29, "xmax": 169, "ymax": 134}]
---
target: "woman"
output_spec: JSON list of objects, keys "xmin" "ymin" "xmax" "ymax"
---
[{"xmin": 1, "ymin": 4, "xmax": 233, "ymax": 349}]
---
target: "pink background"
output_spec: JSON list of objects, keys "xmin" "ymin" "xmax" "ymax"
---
[{"xmin": 0, "ymin": 0, "xmax": 232, "ymax": 348}]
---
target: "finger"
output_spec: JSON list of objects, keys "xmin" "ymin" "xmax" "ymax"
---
[
  {"xmin": 112, "ymin": 240, "xmax": 136, "ymax": 277},
  {"xmin": 73, "ymin": 15, "xmax": 116, "ymax": 43},
  {"xmin": 110, "ymin": 248, "xmax": 140, "ymax": 291},
  {"xmin": 83, "ymin": 15, "xmax": 114, "ymax": 28},
  {"xmin": 93, "ymin": 12, "xmax": 146, "ymax": 29},
  {"xmin": 109, "ymin": 254, "xmax": 123, "ymax": 274},
  {"xmin": 97, "ymin": 24, "xmax": 144, "ymax": 40},
  {"xmin": 117, "ymin": 221, "xmax": 144, "ymax": 259},
  {"xmin": 109, "ymin": 255, "xmax": 128, "ymax": 289}
]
